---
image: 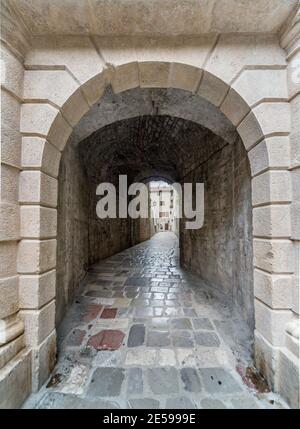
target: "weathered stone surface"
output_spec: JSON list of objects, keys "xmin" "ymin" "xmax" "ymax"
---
[
  {"xmin": 157, "ymin": 349, "xmax": 177, "ymax": 366},
  {"xmin": 151, "ymin": 318, "xmax": 169, "ymax": 330},
  {"xmin": 2, "ymin": 4, "xmax": 299, "ymax": 410},
  {"xmin": 171, "ymin": 330, "xmax": 194, "ymax": 348},
  {"xmin": 127, "ymin": 324, "xmax": 145, "ymax": 347},
  {"xmin": 171, "ymin": 318, "xmax": 192, "ymax": 330},
  {"xmin": 194, "ymin": 332, "xmax": 220, "ymax": 347},
  {"xmin": 199, "ymin": 368, "xmax": 242, "ymax": 394},
  {"xmin": 147, "ymin": 367, "xmax": 179, "ymax": 394},
  {"xmin": 14, "ymin": 2, "xmax": 296, "ymax": 36},
  {"xmin": 277, "ymin": 348, "xmax": 300, "ymax": 409},
  {"xmin": 128, "ymin": 398, "xmax": 160, "ymax": 409},
  {"xmin": 166, "ymin": 396, "xmax": 197, "ymax": 409},
  {"xmin": 125, "ymin": 349, "xmax": 157, "ymax": 366},
  {"xmin": 0, "ymin": 348, "xmax": 32, "ymax": 409},
  {"xmin": 66, "ymin": 329, "xmax": 86, "ymax": 347},
  {"xmin": 0, "ymin": 276, "xmax": 19, "ymax": 319},
  {"xmin": 19, "ymin": 171, "xmax": 58, "ymax": 208},
  {"xmin": 87, "ymin": 367, "xmax": 125, "ymax": 397},
  {"xmin": 20, "ymin": 206, "xmax": 57, "ymax": 239},
  {"xmin": 180, "ymin": 367, "xmax": 202, "ymax": 392},
  {"xmin": 254, "ymin": 269, "xmax": 292, "ymax": 309},
  {"xmin": 32, "ymin": 330, "xmax": 56, "ymax": 391},
  {"xmin": 22, "ymin": 137, "xmax": 61, "ymax": 178},
  {"xmin": 193, "ymin": 318, "xmax": 214, "ymax": 330},
  {"xmin": 36, "ymin": 392, "xmax": 120, "ymax": 409},
  {"xmin": 200, "ymin": 398, "xmax": 227, "ymax": 409},
  {"xmin": 100, "ymin": 308, "xmax": 117, "ymax": 319},
  {"xmin": 18, "ymin": 239, "xmax": 57, "ymax": 274},
  {"xmin": 87, "ymin": 330, "xmax": 125, "ymax": 351},
  {"xmin": 147, "ymin": 331, "xmax": 170, "ymax": 347},
  {"xmin": 127, "ymin": 367, "xmax": 143, "ymax": 395},
  {"xmin": 231, "ymin": 396, "xmax": 260, "ymax": 409},
  {"xmin": 83, "ymin": 304, "xmax": 103, "ymax": 323},
  {"xmin": 19, "ymin": 300, "xmax": 55, "ymax": 347},
  {"xmin": 254, "ymin": 299, "xmax": 292, "ymax": 346}
]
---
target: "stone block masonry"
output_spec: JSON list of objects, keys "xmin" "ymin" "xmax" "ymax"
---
[{"xmin": 0, "ymin": 0, "xmax": 299, "ymax": 409}]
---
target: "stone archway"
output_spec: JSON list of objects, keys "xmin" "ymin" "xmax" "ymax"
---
[{"xmin": 18, "ymin": 48, "xmax": 293, "ymax": 399}]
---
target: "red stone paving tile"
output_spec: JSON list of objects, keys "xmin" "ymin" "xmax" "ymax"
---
[
  {"xmin": 87, "ymin": 330, "xmax": 125, "ymax": 350},
  {"xmin": 83, "ymin": 303, "xmax": 103, "ymax": 323},
  {"xmin": 100, "ymin": 308, "xmax": 118, "ymax": 319},
  {"xmin": 67, "ymin": 329, "xmax": 86, "ymax": 346}
]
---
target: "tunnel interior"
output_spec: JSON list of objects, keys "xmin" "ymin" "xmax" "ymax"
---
[{"xmin": 56, "ymin": 87, "xmax": 254, "ymax": 354}]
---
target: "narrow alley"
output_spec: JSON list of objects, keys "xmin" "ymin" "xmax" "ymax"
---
[{"xmin": 24, "ymin": 233, "xmax": 287, "ymax": 409}]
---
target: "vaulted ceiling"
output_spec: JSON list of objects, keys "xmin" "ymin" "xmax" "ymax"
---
[{"xmin": 79, "ymin": 114, "xmax": 233, "ymax": 184}]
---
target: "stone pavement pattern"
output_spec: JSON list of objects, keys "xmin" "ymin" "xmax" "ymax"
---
[{"xmin": 24, "ymin": 233, "xmax": 287, "ymax": 409}]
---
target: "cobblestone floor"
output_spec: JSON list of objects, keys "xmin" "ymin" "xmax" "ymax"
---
[{"xmin": 24, "ymin": 233, "xmax": 288, "ymax": 409}]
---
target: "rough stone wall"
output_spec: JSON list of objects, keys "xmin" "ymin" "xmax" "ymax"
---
[
  {"xmin": 232, "ymin": 141, "xmax": 254, "ymax": 329},
  {"xmin": 56, "ymin": 144, "xmax": 143, "ymax": 326},
  {"xmin": 87, "ymin": 182, "xmax": 133, "ymax": 266},
  {"xmin": 56, "ymin": 143, "xmax": 90, "ymax": 327},
  {"xmin": 180, "ymin": 138, "xmax": 254, "ymax": 330},
  {"xmin": 57, "ymin": 110, "xmax": 253, "ymax": 332}
]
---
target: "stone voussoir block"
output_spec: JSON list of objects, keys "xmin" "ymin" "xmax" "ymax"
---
[
  {"xmin": 169, "ymin": 63, "xmax": 202, "ymax": 93},
  {"xmin": 139, "ymin": 62, "xmax": 171, "ymax": 88},
  {"xmin": 197, "ymin": 70, "xmax": 228, "ymax": 107},
  {"xmin": 220, "ymin": 87, "xmax": 250, "ymax": 126},
  {"xmin": 111, "ymin": 62, "xmax": 140, "ymax": 94},
  {"xmin": 79, "ymin": 68, "xmax": 112, "ymax": 106},
  {"xmin": 61, "ymin": 87, "xmax": 90, "ymax": 127}
]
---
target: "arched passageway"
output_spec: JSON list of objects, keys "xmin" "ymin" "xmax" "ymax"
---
[
  {"xmin": 56, "ymin": 87, "xmax": 254, "ymax": 332},
  {"xmin": 24, "ymin": 87, "xmax": 284, "ymax": 409},
  {"xmin": 1, "ymin": 1, "xmax": 299, "ymax": 410}
]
